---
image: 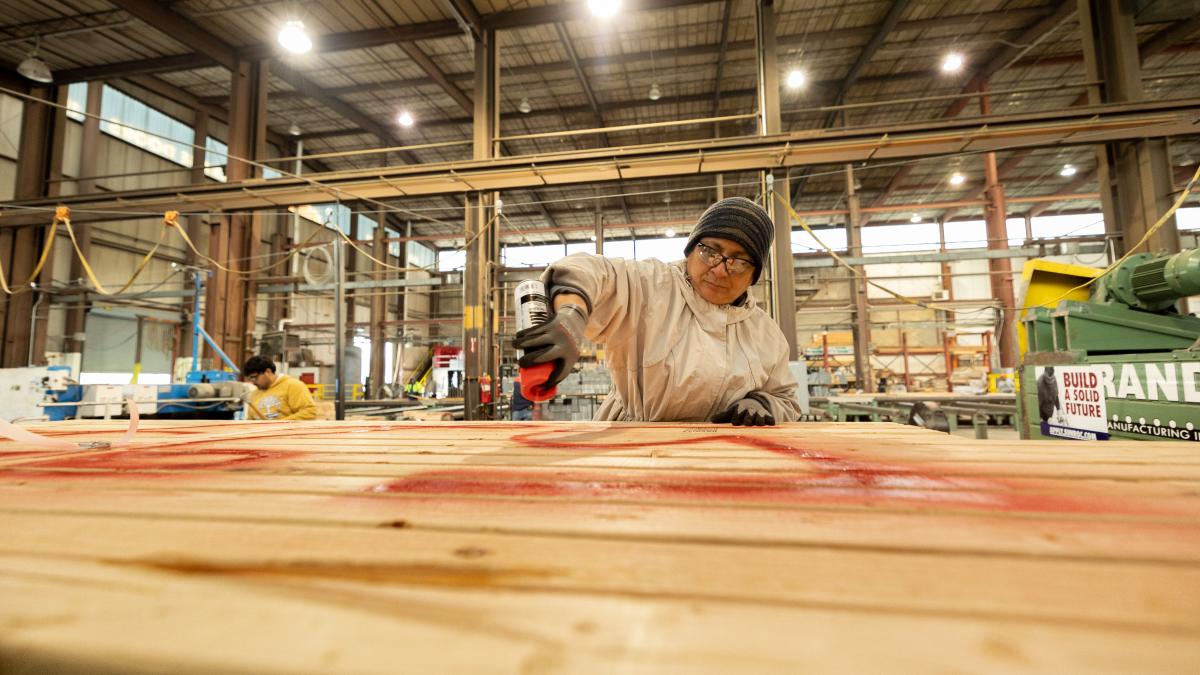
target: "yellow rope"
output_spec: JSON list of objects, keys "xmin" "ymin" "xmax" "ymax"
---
[
  {"xmin": 774, "ymin": 193, "xmax": 961, "ymax": 313},
  {"xmin": 61, "ymin": 206, "xmax": 166, "ymax": 296},
  {"xmin": 333, "ymin": 211, "xmax": 499, "ymax": 273},
  {"xmin": 1017, "ymin": 163, "xmax": 1200, "ymax": 312},
  {"xmin": 776, "ymin": 162, "xmax": 1200, "ymax": 316},
  {"xmin": 0, "ymin": 214, "xmax": 58, "ymax": 295}
]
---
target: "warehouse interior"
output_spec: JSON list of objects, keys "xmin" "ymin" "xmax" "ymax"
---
[
  {"xmin": 0, "ymin": 0, "xmax": 1198, "ymax": 429},
  {"xmin": 4, "ymin": 1, "xmax": 1200, "ymax": 671}
]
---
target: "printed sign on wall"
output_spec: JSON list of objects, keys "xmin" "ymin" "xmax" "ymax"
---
[{"xmin": 1034, "ymin": 365, "xmax": 1109, "ymax": 440}]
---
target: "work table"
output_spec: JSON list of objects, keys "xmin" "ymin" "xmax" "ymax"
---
[{"xmin": 2, "ymin": 421, "xmax": 1197, "ymax": 673}]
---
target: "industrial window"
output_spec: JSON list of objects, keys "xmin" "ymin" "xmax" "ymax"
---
[
  {"xmin": 942, "ymin": 220, "xmax": 987, "ymax": 249},
  {"xmin": 792, "ymin": 227, "xmax": 848, "ymax": 253},
  {"xmin": 99, "ymin": 85, "xmax": 194, "ymax": 168},
  {"xmin": 408, "ymin": 241, "xmax": 435, "ymax": 269},
  {"xmin": 1029, "ymin": 213, "xmax": 1104, "ymax": 240},
  {"xmin": 205, "ymin": 137, "xmax": 228, "ymax": 182},
  {"xmin": 862, "ymin": 223, "xmax": 941, "ymax": 253},
  {"xmin": 1178, "ymin": 207, "xmax": 1200, "ymax": 230},
  {"xmin": 66, "ymin": 83, "xmax": 87, "ymax": 122},
  {"xmin": 359, "ymin": 214, "xmax": 377, "ymax": 242}
]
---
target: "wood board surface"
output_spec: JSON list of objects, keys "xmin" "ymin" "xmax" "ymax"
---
[{"xmin": 1, "ymin": 420, "xmax": 1197, "ymax": 674}]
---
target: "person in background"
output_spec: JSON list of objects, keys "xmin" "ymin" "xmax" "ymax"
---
[
  {"xmin": 510, "ymin": 374, "xmax": 533, "ymax": 421},
  {"xmin": 513, "ymin": 196, "xmax": 801, "ymax": 426},
  {"xmin": 242, "ymin": 355, "xmax": 317, "ymax": 420}
]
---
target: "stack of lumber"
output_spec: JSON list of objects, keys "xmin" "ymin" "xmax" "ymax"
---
[{"xmin": 1, "ymin": 420, "xmax": 1197, "ymax": 673}]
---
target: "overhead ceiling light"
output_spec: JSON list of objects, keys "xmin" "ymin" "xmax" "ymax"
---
[
  {"xmin": 648, "ymin": 83, "xmax": 662, "ymax": 101},
  {"xmin": 397, "ymin": 111, "xmax": 414, "ymax": 128},
  {"xmin": 288, "ymin": 122, "xmax": 302, "ymax": 136},
  {"xmin": 1060, "ymin": 163, "xmax": 1077, "ymax": 177},
  {"xmin": 910, "ymin": 213, "xmax": 923, "ymax": 223},
  {"xmin": 941, "ymin": 52, "xmax": 964, "ymax": 73},
  {"xmin": 664, "ymin": 228, "xmax": 676, "ymax": 238},
  {"xmin": 949, "ymin": 172, "xmax": 966, "ymax": 186},
  {"xmin": 517, "ymin": 97, "xmax": 532, "ymax": 114},
  {"xmin": 590, "ymin": 234, "xmax": 598, "ymax": 241},
  {"xmin": 277, "ymin": 21, "xmax": 312, "ymax": 55},
  {"xmin": 587, "ymin": 0, "xmax": 621, "ymax": 19},
  {"xmin": 786, "ymin": 68, "xmax": 806, "ymax": 89},
  {"xmin": 17, "ymin": 38, "xmax": 52, "ymax": 83}
]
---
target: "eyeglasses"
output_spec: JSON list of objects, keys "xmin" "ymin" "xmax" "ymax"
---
[{"xmin": 695, "ymin": 242, "xmax": 753, "ymax": 275}]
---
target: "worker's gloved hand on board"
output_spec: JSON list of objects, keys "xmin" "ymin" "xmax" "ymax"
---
[
  {"xmin": 712, "ymin": 392, "xmax": 776, "ymax": 426},
  {"xmin": 513, "ymin": 304, "xmax": 588, "ymax": 389}
]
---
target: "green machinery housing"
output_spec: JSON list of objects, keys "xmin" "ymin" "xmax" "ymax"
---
[{"xmin": 1019, "ymin": 248, "xmax": 1200, "ymax": 441}]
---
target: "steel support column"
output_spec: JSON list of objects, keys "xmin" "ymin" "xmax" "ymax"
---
[
  {"xmin": 2, "ymin": 85, "xmax": 61, "ymax": 366},
  {"xmin": 756, "ymin": 0, "xmax": 797, "ymax": 358},
  {"xmin": 369, "ymin": 220, "xmax": 387, "ymax": 398},
  {"xmin": 1078, "ymin": 0, "xmax": 1180, "ymax": 256},
  {"xmin": 980, "ymin": 83, "xmax": 1017, "ymax": 369},
  {"xmin": 346, "ymin": 211, "xmax": 360, "ymax": 342},
  {"xmin": 464, "ymin": 28, "xmax": 499, "ymax": 420},
  {"xmin": 29, "ymin": 86, "xmax": 69, "ymax": 363},
  {"xmin": 594, "ymin": 207, "xmax": 603, "ymax": 255},
  {"xmin": 205, "ymin": 58, "xmax": 267, "ymax": 366},
  {"xmin": 64, "ymin": 82, "xmax": 104, "ymax": 356},
  {"xmin": 845, "ymin": 164, "xmax": 873, "ymax": 392}
]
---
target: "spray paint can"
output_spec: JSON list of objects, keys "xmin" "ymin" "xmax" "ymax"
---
[
  {"xmin": 514, "ymin": 279, "xmax": 551, "ymax": 333},
  {"xmin": 513, "ymin": 279, "xmax": 554, "ymax": 416}
]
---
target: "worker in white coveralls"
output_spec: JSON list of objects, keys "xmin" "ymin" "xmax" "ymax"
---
[{"xmin": 513, "ymin": 197, "xmax": 802, "ymax": 426}]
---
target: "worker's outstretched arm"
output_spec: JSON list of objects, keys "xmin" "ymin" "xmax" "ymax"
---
[{"xmin": 540, "ymin": 253, "xmax": 656, "ymax": 345}]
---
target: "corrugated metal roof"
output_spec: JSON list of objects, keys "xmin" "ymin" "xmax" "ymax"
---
[{"xmin": 2, "ymin": 0, "xmax": 1197, "ymax": 241}]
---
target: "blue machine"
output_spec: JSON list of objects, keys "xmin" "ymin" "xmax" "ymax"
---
[{"xmin": 44, "ymin": 270, "xmax": 245, "ymax": 421}]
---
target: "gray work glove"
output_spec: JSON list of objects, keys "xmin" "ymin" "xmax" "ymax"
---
[
  {"xmin": 712, "ymin": 392, "xmax": 776, "ymax": 426},
  {"xmin": 512, "ymin": 304, "xmax": 588, "ymax": 388}
]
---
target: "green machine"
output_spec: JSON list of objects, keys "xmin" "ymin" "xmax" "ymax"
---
[{"xmin": 1019, "ymin": 249, "xmax": 1200, "ymax": 441}]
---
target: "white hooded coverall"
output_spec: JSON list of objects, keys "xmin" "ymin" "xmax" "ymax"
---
[{"xmin": 543, "ymin": 253, "xmax": 803, "ymax": 423}]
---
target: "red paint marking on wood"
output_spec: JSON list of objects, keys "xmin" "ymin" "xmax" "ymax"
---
[
  {"xmin": 365, "ymin": 430, "xmax": 1176, "ymax": 516},
  {"xmin": 1, "ymin": 443, "xmax": 301, "ymax": 478}
]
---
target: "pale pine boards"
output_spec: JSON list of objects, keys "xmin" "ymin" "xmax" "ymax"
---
[{"xmin": 1, "ymin": 421, "xmax": 1197, "ymax": 674}]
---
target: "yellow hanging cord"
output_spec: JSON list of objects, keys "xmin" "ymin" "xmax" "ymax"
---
[
  {"xmin": 775, "ymin": 193, "xmax": 963, "ymax": 313},
  {"xmin": 166, "ymin": 211, "xmax": 336, "ymax": 275},
  {"xmin": 0, "ymin": 212, "xmax": 58, "ymax": 295},
  {"xmin": 332, "ymin": 211, "xmax": 499, "ymax": 273},
  {"xmin": 61, "ymin": 206, "xmax": 167, "ymax": 296},
  {"xmin": 1014, "ymin": 163, "xmax": 1200, "ymax": 313}
]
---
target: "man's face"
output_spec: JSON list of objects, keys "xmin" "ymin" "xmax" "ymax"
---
[{"xmin": 247, "ymin": 370, "xmax": 274, "ymax": 390}]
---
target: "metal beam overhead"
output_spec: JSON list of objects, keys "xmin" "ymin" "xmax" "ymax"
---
[
  {"xmin": 821, "ymin": 0, "xmax": 914, "ymax": 129},
  {"xmin": 2, "ymin": 99, "xmax": 1195, "ymax": 227}
]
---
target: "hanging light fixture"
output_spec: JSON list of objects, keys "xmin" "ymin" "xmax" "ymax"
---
[
  {"xmin": 786, "ymin": 68, "xmax": 806, "ymax": 89},
  {"xmin": 910, "ymin": 213, "xmax": 923, "ymax": 223},
  {"xmin": 949, "ymin": 171, "xmax": 966, "ymax": 186},
  {"xmin": 517, "ymin": 97, "xmax": 532, "ymax": 114},
  {"xmin": 1060, "ymin": 163, "xmax": 1077, "ymax": 177},
  {"xmin": 941, "ymin": 52, "xmax": 964, "ymax": 73},
  {"xmin": 648, "ymin": 83, "xmax": 662, "ymax": 101},
  {"xmin": 397, "ymin": 111, "xmax": 415, "ymax": 128},
  {"xmin": 664, "ymin": 228, "xmax": 676, "ymax": 238},
  {"xmin": 277, "ymin": 21, "xmax": 312, "ymax": 55},
  {"xmin": 17, "ymin": 37, "xmax": 53, "ymax": 84},
  {"xmin": 587, "ymin": 0, "xmax": 621, "ymax": 19},
  {"xmin": 288, "ymin": 122, "xmax": 302, "ymax": 136}
]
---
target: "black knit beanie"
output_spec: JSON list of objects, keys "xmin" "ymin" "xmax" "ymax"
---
[{"xmin": 684, "ymin": 196, "xmax": 774, "ymax": 284}]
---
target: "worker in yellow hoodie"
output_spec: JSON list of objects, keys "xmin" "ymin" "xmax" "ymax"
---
[{"xmin": 242, "ymin": 355, "xmax": 317, "ymax": 420}]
